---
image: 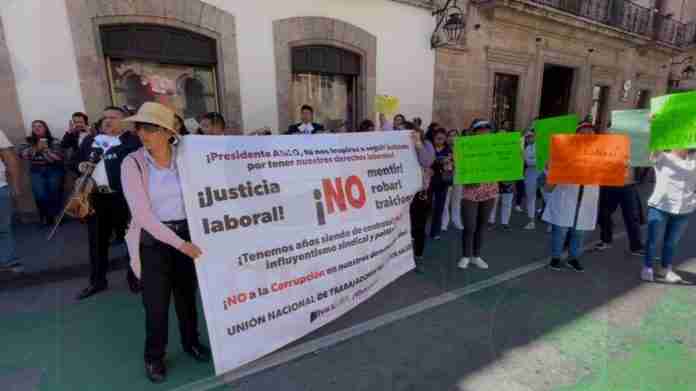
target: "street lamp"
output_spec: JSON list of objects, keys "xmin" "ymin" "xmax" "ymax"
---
[{"xmin": 431, "ymin": 0, "xmax": 466, "ymax": 49}]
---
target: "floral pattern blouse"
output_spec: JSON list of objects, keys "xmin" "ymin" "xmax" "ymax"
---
[{"xmin": 462, "ymin": 182, "xmax": 498, "ymax": 202}]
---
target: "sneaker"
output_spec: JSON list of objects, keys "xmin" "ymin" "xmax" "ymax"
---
[
  {"xmin": 471, "ymin": 257, "xmax": 489, "ymax": 269},
  {"xmin": 631, "ymin": 249, "xmax": 646, "ymax": 257},
  {"xmin": 594, "ymin": 242, "xmax": 612, "ymax": 251},
  {"xmin": 433, "ymin": 235, "xmax": 441, "ymax": 241},
  {"xmin": 501, "ymin": 225, "xmax": 512, "ymax": 232},
  {"xmin": 641, "ymin": 268, "xmax": 654, "ymax": 282},
  {"xmin": 454, "ymin": 224, "xmax": 464, "ymax": 230},
  {"xmin": 549, "ymin": 258, "xmax": 562, "ymax": 271},
  {"xmin": 458, "ymin": 257, "xmax": 470, "ymax": 269},
  {"xmin": 567, "ymin": 259, "xmax": 585, "ymax": 272},
  {"xmin": 0, "ymin": 261, "xmax": 24, "ymax": 273},
  {"xmin": 664, "ymin": 270, "xmax": 683, "ymax": 284},
  {"xmin": 514, "ymin": 205, "xmax": 523, "ymax": 213},
  {"xmin": 523, "ymin": 221, "xmax": 536, "ymax": 230}
]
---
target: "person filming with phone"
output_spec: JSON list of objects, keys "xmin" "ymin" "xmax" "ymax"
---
[{"xmin": 19, "ymin": 120, "xmax": 65, "ymax": 226}]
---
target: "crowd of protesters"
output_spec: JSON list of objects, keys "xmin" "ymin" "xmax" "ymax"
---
[{"xmin": 0, "ymin": 102, "xmax": 694, "ymax": 382}]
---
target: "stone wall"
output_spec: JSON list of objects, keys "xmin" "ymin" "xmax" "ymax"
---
[
  {"xmin": 432, "ymin": 2, "xmax": 674, "ymax": 130},
  {"xmin": 63, "ymin": 0, "xmax": 243, "ymax": 133}
]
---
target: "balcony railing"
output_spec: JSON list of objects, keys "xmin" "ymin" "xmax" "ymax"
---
[{"xmin": 476, "ymin": 0, "xmax": 696, "ymax": 47}]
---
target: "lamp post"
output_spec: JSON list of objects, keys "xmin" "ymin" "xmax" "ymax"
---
[{"xmin": 431, "ymin": 0, "xmax": 466, "ymax": 49}]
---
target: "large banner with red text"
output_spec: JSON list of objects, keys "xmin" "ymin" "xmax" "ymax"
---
[{"xmin": 177, "ymin": 133, "xmax": 423, "ymax": 374}]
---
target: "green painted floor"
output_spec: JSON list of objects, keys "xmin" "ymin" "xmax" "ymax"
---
[{"xmin": 552, "ymin": 287, "xmax": 696, "ymax": 391}]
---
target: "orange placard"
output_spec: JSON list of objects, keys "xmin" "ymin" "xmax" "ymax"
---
[{"xmin": 548, "ymin": 134, "xmax": 630, "ymax": 186}]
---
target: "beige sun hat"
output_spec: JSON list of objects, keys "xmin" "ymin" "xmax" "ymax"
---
[{"xmin": 122, "ymin": 102, "xmax": 178, "ymax": 134}]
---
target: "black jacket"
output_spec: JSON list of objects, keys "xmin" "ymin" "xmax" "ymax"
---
[
  {"xmin": 286, "ymin": 122, "xmax": 325, "ymax": 135},
  {"xmin": 79, "ymin": 131, "xmax": 142, "ymax": 194}
]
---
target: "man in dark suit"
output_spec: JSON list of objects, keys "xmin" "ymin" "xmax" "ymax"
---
[{"xmin": 287, "ymin": 105, "xmax": 325, "ymax": 134}]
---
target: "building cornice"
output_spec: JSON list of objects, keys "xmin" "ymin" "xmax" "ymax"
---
[{"xmin": 389, "ymin": 0, "xmax": 436, "ymax": 11}]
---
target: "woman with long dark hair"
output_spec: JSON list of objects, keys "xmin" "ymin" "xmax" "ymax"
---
[
  {"xmin": 19, "ymin": 120, "xmax": 65, "ymax": 225},
  {"xmin": 429, "ymin": 128, "xmax": 453, "ymax": 240}
]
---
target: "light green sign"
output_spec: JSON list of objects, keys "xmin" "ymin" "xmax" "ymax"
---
[
  {"xmin": 651, "ymin": 91, "xmax": 696, "ymax": 150},
  {"xmin": 534, "ymin": 114, "xmax": 578, "ymax": 169},
  {"xmin": 609, "ymin": 109, "xmax": 652, "ymax": 167},
  {"xmin": 454, "ymin": 132, "xmax": 523, "ymax": 185}
]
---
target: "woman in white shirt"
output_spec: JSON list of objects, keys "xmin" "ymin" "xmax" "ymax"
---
[
  {"xmin": 542, "ymin": 122, "xmax": 600, "ymax": 272},
  {"xmin": 642, "ymin": 150, "xmax": 696, "ymax": 283}
]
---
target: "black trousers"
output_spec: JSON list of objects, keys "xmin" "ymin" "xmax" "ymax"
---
[
  {"xmin": 140, "ymin": 227, "xmax": 200, "ymax": 363},
  {"xmin": 87, "ymin": 193, "xmax": 130, "ymax": 287},
  {"xmin": 461, "ymin": 198, "xmax": 496, "ymax": 257},
  {"xmin": 598, "ymin": 185, "xmax": 644, "ymax": 251},
  {"xmin": 410, "ymin": 191, "xmax": 431, "ymax": 257}
]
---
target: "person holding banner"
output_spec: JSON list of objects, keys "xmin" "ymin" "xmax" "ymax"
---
[
  {"xmin": 543, "ymin": 122, "xmax": 600, "ymax": 272},
  {"xmin": 641, "ymin": 150, "xmax": 696, "ymax": 283},
  {"xmin": 392, "ymin": 114, "xmax": 406, "ymax": 130},
  {"xmin": 121, "ymin": 102, "xmax": 209, "ymax": 383},
  {"xmin": 401, "ymin": 121, "xmax": 435, "ymax": 273},
  {"xmin": 458, "ymin": 120, "xmax": 498, "ymax": 270}
]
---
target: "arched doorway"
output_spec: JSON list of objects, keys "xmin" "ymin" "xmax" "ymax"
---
[{"xmin": 290, "ymin": 46, "xmax": 361, "ymax": 131}]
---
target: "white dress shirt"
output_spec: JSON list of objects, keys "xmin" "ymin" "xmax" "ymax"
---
[
  {"xmin": 144, "ymin": 149, "xmax": 187, "ymax": 222},
  {"xmin": 648, "ymin": 152, "xmax": 696, "ymax": 215},
  {"xmin": 298, "ymin": 123, "xmax": 315, "ymax": 134}
]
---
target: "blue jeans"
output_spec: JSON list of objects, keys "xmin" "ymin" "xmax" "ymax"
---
[
  {"xmin": 30, "ymin": 165, "xmax": 64, "ymax": 220},
  {"xmin": 0, "ymin": 186, "xmax": 17, "ymax": 265},
  {"xmin": 644, "ymin": 207, "xmax": 690, "ymax": 269},
  {"xmin": 551, "ymin": 224, "xmax": 586, "ymax": 259}
]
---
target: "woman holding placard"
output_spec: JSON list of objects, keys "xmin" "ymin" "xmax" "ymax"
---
[
  {"xmin": 543, "ymin": 122, "xmax": 600, "ymax": 272},
  {"xmin": 641, "ymin": 149, "xmax": 696, "ymax": 283},
  {"xmin": 458, "ymin": 120, "xmax": 498, "ymax": 270}
]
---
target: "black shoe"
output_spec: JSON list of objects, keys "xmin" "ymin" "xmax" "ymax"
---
[
  {"xmin": 76, "ymin": 284, "xmax": 107, "ymax": 300},
  {"xmin": 567, "ymin": 259, "xmax": 585, "ymax": 273},
  {"xmin": 145, "ymin": 360, "xmax": 167, "ymax": 383},
  {"xmin": 184, "ymin": 344, "xmax": 211, "ymax": 362},
  {"xmin": 549, "ymin": 258, "xmax": 562, "ymax": 271}
]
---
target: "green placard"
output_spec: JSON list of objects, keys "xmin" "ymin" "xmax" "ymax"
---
[
  {"xmin": 609, "ymin": 109, "xmax": 652, "ymax": 167},
  {"xmin": 650, "ymin": 91, "xmax": 696, "ymax": 150},
  {"xmin": 454, "ymin": 132, "xmax": 523, "ymax": 185},
  {"xmin": 534, "ymin": 114, "xmax": 578, "ymax": 169}
]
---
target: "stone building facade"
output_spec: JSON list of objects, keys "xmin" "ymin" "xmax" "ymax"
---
[{"xmin": 432, "ymin": 0, "xmax": 696, "ymax": 130}]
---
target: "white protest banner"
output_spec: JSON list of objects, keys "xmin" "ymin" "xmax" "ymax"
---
[{"xmin": 177, "ymin": 133, "xmax": 423, "ymax": 374}]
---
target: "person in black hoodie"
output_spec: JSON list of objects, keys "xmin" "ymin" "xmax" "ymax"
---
[{"xmin": 76, "ymin": 106, "xmax": 143, "ymax": 300}]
